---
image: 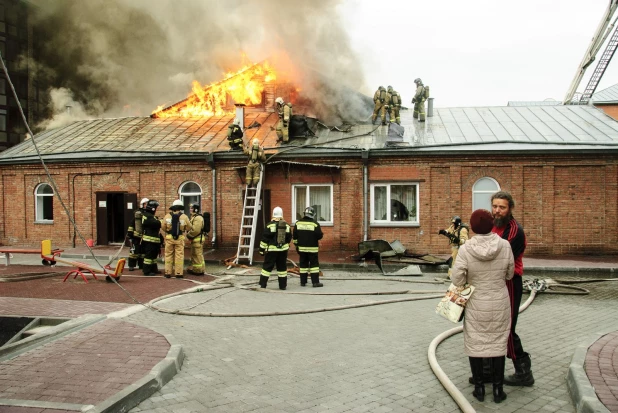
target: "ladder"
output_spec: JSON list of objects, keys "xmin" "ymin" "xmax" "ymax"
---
[
  {"xmin": 579, "ymin": 23, "xmax": 618, "ymax": 105},
  {"xmin": 234, "ymin": 168, "xmax": 264, "ymax": 265}
]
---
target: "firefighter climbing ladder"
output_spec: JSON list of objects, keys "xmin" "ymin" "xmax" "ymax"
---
[{"xmin": 234, "ymin": 168, "xmax": 264, "ymax": 265}]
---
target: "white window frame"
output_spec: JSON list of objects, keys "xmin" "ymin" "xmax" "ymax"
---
[
  {"xmin": 472, "ymin": 177, "xmax": 500, "ymax": 211},
  {"xmin": 370, "ymin": 182, "xmax": 420, "ymax": 226},
  {"xmin": 35, "ymin": 183, "xmax": 54, "ymax": 223},
  {"xmin": 179, "ymin": 181, "xmax": 202, "ymax": 216},
  {"xmin": 292, "ymin": 184, "xmax": 334, "ymax": 226}
]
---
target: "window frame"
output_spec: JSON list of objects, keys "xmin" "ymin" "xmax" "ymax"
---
[
  {"xmin": 291, "ymin": 183, "xmax": 334, "ymax": 226},
  {"xmin": 34, "ymin": 182, "xmax": 53, "ymax": 223},
  {"xmin": 370, "ymin": 182, "xmax": 420, "ymax": 227},
  {"xmin": 472, "ymin": 177, "xmax": 500, "ymax": 211},
  {"xmin": 178, "ymin": 181, "xmax": 202, "ymax": 216}
]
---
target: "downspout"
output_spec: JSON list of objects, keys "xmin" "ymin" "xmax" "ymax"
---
[
  {"xmin": 362, "ymin": 150, "xmax": 369, "ymax": 241},
  {"xmin": 207, "ymin": 153, "xmax": 216, "ymax": 248}
]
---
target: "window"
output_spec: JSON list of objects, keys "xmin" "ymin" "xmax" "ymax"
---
[
  {"xmin": 35, "ymin": 183, "xmax": 53, "ymax": 222},
  {"xmin": 370, "ymin": 183, "xmax": 419, "ymax": 225},
  {"xmin": 292, "ymin": 184, "xmax": 333, "ymax": 225},
  {"xmin": 472, "ymin": 177, "xmax": 500, "ymax": 211},
  {"xmin": 179, "ymin": 181, "xmax": 202, "ymax": 216}
]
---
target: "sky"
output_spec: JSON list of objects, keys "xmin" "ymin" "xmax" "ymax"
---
[{"xmin": 341, "ymin": 0, "xmax": 618, "ymax": 107}]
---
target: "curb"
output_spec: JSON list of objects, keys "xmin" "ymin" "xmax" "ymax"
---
[
  {"xmin": 567, "ymin": 331, "xmax": 612, "ymax": 413},
  {"xmin": 84, "ymin": 334, "xmax": 184, "ymax": 413}
]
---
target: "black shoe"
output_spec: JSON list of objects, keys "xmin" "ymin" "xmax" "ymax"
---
[
  {"xmin": 301, "ymin": 282, "xmax": 306, "ymax": 286},
  {"xmin": 175, "ymin": 275, "xmax": 184, "ymax": 279},
  {"xmin": 128, "ymin": 267, "xmax": 135, "ymax": 271},
  {"xmin": 259, "ymin": 275, "xmax": 269, "ymax": 288},
  {"xmin": 278, "ymin": 276, "xmax": 287, "ymax": 290},
  {"xmin": 493, "ymin": 385, "xmax": 507, "ymax": 403},
  {"xmin": 312, "ymin": 283, "xmax": 324, "ymax": 287},
  {"xmin": 164, "ymin": 274, "xmax": 172, "ymax": 278},
  {"xmin": 143, "ymin": 272, "xmax": 157, "ymax": 276},
  {"xmin": 469, "ymin": 357, "xmax": 486, "ymax": 402},
  {"xmin": 491, "ymin": 356, "xmax": 508, "ymax": 403}
]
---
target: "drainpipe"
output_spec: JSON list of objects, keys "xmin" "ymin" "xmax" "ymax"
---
[
  {"xmin": 207, "ymin": 153, "xmax": 216, "ymax": 248},
  {"xmin": 235, "ymin": 104, "xmax": 245, "ymax": 129},
  {"xmin": 362, "ymin": 150, "xmax": 369, "ymax": 241}
]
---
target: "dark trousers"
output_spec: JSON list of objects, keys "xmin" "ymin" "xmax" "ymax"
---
[
  {"xmin": 506, "ymin": 276, "xmax": 526, "ymax": 360},
  {"xmin": 262, "ymin": 250, "xmax": 288, "ymax": 277},
  {"xmin": 298, "ymin": 251, "xmax": 320, "ymax": 274},
  {"xmin": 127, "ymin": 237, "xmax": 143, "ymax": 268},
  {"xmin": 142, "ymin": 241, "xmax": 160, "ymax": 274}
]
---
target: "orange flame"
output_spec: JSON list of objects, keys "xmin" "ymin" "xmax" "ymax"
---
[{"xmin": 153, "ymin": 61, "xmax": 277, "ymax": 118}]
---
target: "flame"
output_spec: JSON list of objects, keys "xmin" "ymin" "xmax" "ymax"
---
[{"xmin": 153, "ymin": 61, "xmax": 277, "ymax": 118}]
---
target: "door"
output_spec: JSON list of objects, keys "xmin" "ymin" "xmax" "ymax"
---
[
  {"xmin": 123, "ymin": 193, "xmax": 138, "ymax": 246},
  {"xmin": 96, "ymin": 192, "xmax": 137, "ymax": 245},
  {"xmin": 96, "ymin": 193, "xmax": 108, "ymax": 245}
]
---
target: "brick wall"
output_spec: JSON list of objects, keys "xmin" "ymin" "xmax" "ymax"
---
[{"xmin": 1, "ymin": 153, "xmax": 618, "ymax": 256}]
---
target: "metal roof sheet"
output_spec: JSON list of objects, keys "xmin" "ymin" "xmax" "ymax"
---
[
  {"xmin": 592, "ymin": 83, "xmax": 618, "ymax": 103},
  {"xmin": 507, "ymin": 100, "xmax": 562, "ymax": 107}
]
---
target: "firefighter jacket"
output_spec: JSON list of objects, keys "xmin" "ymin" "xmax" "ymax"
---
[
  {"xmin": 161, "ymin": 211, "xmax": 192, "ymax": 240},
  {"xmin": 227, "ymin": 124, "xmax": 243, "ymax": 146},
  {"xmin": 259, "ymin": 219, "xmax": 292, "ymax": 252},
  {"xmin": 413, "ymin": 84, "xmax": 426, "ymax": 103},
  {"xmin": 446, "ymin": 224, "xmax": 469, "ymax": 248},
  {"xmin": 243, "ymin": 145, "xmax": 266, "ymax": 164},
  {"xmin": 141, "ymin": 211, "xmax": 162, "ymax": 244},
  {"xmin": 127, "ymin": 208, "xmax": 145, "ymax": 238},
  {"xmin": 374, "ymin": 88, "xmax": 387, "ymax": 104},
  {"xmin": 277, "ymin": 102, "xmax": 293, "ymax": 124},
  {"xmin": 293, "ymin": 216, "xmax": 323, "ymax": 253},
  {"xmin": 186, "ymin": 213, "xmax": 204, "ymax": 241}
]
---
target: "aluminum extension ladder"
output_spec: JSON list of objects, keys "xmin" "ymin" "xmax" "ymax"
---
[
  {"xmin": 580, "ymin": 23, "xmax": 618, "ymax": 104},
  {"xmin": 234, "ymin": 168, "xmax": 264, "ymax": 265}
]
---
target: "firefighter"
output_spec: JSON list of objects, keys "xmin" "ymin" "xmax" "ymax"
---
[
  {"xmin": 387, "ymin": 85, "xmax": 402, "ymax": 125},
  {"xmin": 258, "ymin": 206, "xmax": 292, "ymax": 290},
  {"xmin": 243, "ymin": 138, "xmax": 266, "ymax": 188},
  {"xmin": 412, "ymin": 78, "xmax": 427, "ymax": 122},
  {"xmin": 293, "ymin": 206, "xmax": 324, "ymax": 287},
  {"xmin": 126, "ymin": 197, "xmax": 149, "ymax": 271},
  {"xmin": 275, "ymin": 97, "xmax": 293, "ymax": 142},
  {"xmin": 227, "ymin": 118, "xmax": 244, "ymax": 150},
  {"xmin": 161, "ymin": 199, "xmax": 192, "ymax": 278},
  {"xmin": 141, "ymin": 200, "xmax": 162, "ymax": 276},
  {"xmin": 186, "ymin": 203, "xmax": 205, "ymax": 275},
  {"xmin": 371, "ymin": 86, "xmax": 389, "ymax": 125},
  {"xmin": 438, "ymin": 215, "xmax": 469, "ymax": 278}
]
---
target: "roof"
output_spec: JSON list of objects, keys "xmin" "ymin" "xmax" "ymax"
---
[
  {"xmin": 592, "ymin": 83, "xmax": 618, "ymax": 104},
  {"xmin": 507, "ymin": 100, "xmax": 562, "ymax": 107},
  {"xmin": 2, "ymin": 105, "xmax": 618, "ymax": 164}
]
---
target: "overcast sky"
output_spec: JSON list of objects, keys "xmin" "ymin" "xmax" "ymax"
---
[{"xmin": 341, "ymin": 0, "xmax": 618, "ymax": 108}]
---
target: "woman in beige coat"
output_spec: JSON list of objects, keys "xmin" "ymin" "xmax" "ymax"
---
[{"xmin": 451, "ymin": 209, "xmax": 514, "ymax": 403}]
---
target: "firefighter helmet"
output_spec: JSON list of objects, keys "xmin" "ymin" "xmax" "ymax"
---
[
  {"xmin": 145, "ymin": 200, "xmax": 159, "ymax": 213},
  {"xmin": 272, "ymin": 206, "xmax": 283, "ymax": 219},
  {"xmin": 233, "ymin": 118, "xmax": 240, "ymax": 126},
  {"xmin": 190, "ymin": 203, "xmax": 200, "ymax": 213},
  {"xmin": 275, "ymin": 97, "xmax": 284, "ymax": 105},
  {"xmin": 252, "ymin": 138, "xmax": 259, "ymax": 147},
  {"xmin": 387, "ymin": 85, "xmax": 393, "ymax": 92},
  {"xmin": 452, "ymin": 216, "xmax": 462, "ymax": 228},
  {"xmin": 140, "ymin": 198, "xmax": 149, "ymax": 207},
  {"xmin": 304, "ymin": 207, "xmax": 315, "ymax": 219},
  {"xmin": 378, "ymin": 86, "xmax": 385, "ymax": 91},
  {"xmin": 170, "ymin": 199, "xmax": 184, "ymax": 211},
  {"xmin": 414, "ymin": 78, "xmax": 422, "ymax": 85}
]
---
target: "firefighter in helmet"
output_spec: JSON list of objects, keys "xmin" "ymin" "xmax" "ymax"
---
[
  {"xmin": 293, "ymin": 206, "xmax": 324, "ymax": 287},
  {"xmin": 141, "ymin": 200, "xmax": 162, "ymax": 276},
  {"xmin": 372, "ymin": 86, "xmax": 388, "ymax": 125},
  {"xmin": 387, "ymin": 85, "xmax": 402, "ymax": 125},
  {"xmin": 186, "ymin": 203, "xmax": 205, "ymax": 275},
  {"xmin": 258, "ymin": 206, "xmax": 292, "ymax": 290},
  {"xmin": 161, "ymin": 199, "xmax": 192, "ymax": 278},
  {"xmin": 439, "ymin": 215, "xmax": 469, "ymax": 278},
  {"xmin": 275, "ymin": 97, "xmax": 293, "ymax": 142},
  {"xmin": 227, "ymin": 118, "xmax": 244, "ymax": 150},
  {"xmin": 126, "ymin": 197, "xmax": 149, "ymax": 271},
  {"xmin": 243, "ymin": 138, "xmax": 266, "ymax": 188},
  {"xmin": 412, "ymin": 78, "xmax": 427, "ymax": 122}
]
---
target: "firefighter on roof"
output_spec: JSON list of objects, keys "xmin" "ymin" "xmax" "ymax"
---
[
  {"xmin": 161, "ymin": 200, "xmax": 192, "ymax": 278},
  {"xmin": 126, "ymin": 197, "xmax": 149, "ymax": 271},
  {"xmin": 412, "ymin": 78, "xmax": 428, "ymax": 122},
  {"xmin": 387, "ymin": 85, "xmax": 402, "ymax": 125},
  {"xmin": 439, "ymin": 215, "xmax": 469, "ymax": 278},
  {"xmin": 293, "ymin": 206, "xmax": 324, "ymax": 287},
  {"xmin": 186, "ymin": 203, "xmax": 205, "ymax": 275},
  {"xmin": 259, "ymin": 206, "xmax": 292, "ymax": 290},
  {"xmin": 141, "ymin": 200, "xmax": 162, "ymax": 276},
  {"xmin": 372, "ymin": 86, "xmax": 388, "ymax": 125},
  {"xmin": 275, "ymin": 97, "xmax": 293, "ymax": 143},
  {"xmin": 227, "ymin": 118, "xmax": 244, "ymax": 150},
  {"xmin": 243, "ymin": 138, "xmax": 266, "ymax": 188}
]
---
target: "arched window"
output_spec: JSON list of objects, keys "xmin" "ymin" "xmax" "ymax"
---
[
  {"xmin": 472, "ymin": 177, "xmax": 500, "ymax": 211},
  {"xmin": 179, "ymin": 181, "xmax": 202, "ymax": 215},
  {"xmin": 35, "ymin": 183, "xmax": 54, "ymax": 222}
]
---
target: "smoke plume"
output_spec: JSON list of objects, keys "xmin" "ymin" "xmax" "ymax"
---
[{"xmin": 29, "ymin": 0, "xmax": 369, "ymax": 128}]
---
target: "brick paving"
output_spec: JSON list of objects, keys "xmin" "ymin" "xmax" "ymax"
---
[
  {"xmin": 586, "ymin": 331, "xmax": 618, "ymax": 412},
  {"xmin": 0, "ymin": 296, "xmax": 131, "ymax": 318},
  {"xmin": 0, "ymin": 319, "xmax": 169, "ymax": 405}
]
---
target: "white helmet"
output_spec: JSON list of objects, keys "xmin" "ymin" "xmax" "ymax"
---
[
  {"xmin": 140, "ymin": 198, "xmax": 149, "ymax": 206},
  {"xmin": 252, "ymin": 138, "xmax": 259, "ymax": 147},
  {"xmin": 275, "ymin": 97, "xmax": 284, "ymax": 105},
  {"xmin": 272, "ymin": 206, "xmax": 283, "ymax": 219},
  {"xmin": 233, "ymin": 118, "xmax": 240, "ymax": 126},
  {"xmin": 172, "ymin": 199, "xmax": 183, "ymax": 207}
]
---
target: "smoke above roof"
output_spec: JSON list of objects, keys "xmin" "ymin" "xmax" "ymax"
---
[{"xmin": 29, "ymin": 0, "xmax": 370, "ymax": 128}]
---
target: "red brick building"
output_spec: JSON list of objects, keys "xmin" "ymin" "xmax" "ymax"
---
[{"xmin": 0, "ymin": 102, "xmax": 617, "ymax": 257}]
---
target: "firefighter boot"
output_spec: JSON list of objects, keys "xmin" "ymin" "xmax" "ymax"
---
[
  {"xmin": 300, "ymin": 273, "xmax": 308, "ymax": 286},
  {"xmin": 259, "ymin": 275, "xmax": 269, "ymax": 288},
  {"xmin": 504, "ymin": 353, "xmax": 534, "ymax": 386},
  {"xmin": 468, "ymin": 358, "xmax": 492, "ymax": 384},
  {"xmin": 137, "ymin": 257, "xmax": 144, "ymax": 270},
  {"xmin": 311, "ymin": 273, "xmax": 323, "ymax": 288},
  {"xmin": 469, "ymin": 357, "xmax": 485, "ymax": 402},
  {"xmin": 278, "ymin": 276, "xmax": 287, "ymax": 290},
  {"xmin": 492, "ymin": 356, "xmax": 507, "ymax": 403}
]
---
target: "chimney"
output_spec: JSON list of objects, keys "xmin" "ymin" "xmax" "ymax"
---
[
  {"xmin": 65, "ymin": 105, "xmax": 72, "ymax": 115},
  {"xmin": 427, "ymin": 98, "xmax": 434, "ymax": 117},
  {"xmin": 235, "ymin": 104, "xmax": 245, "ymax": 130}
]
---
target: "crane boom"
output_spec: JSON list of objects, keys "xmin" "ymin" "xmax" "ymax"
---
[{"xmin": 563, "ymin": 0, "xmax": 618, "ymax": 104}]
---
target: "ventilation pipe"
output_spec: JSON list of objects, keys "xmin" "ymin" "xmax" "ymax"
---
[
  {"xmin": 235, "ymin": 104, "xmax": 245, "ymax": 130},
  {"xmin": 427, "ymin": 98, "xmax": 434, "ymax": 118},
  {"xmin": 65, "ymin": 105, "xmax": 72, "ymax": 115}
]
